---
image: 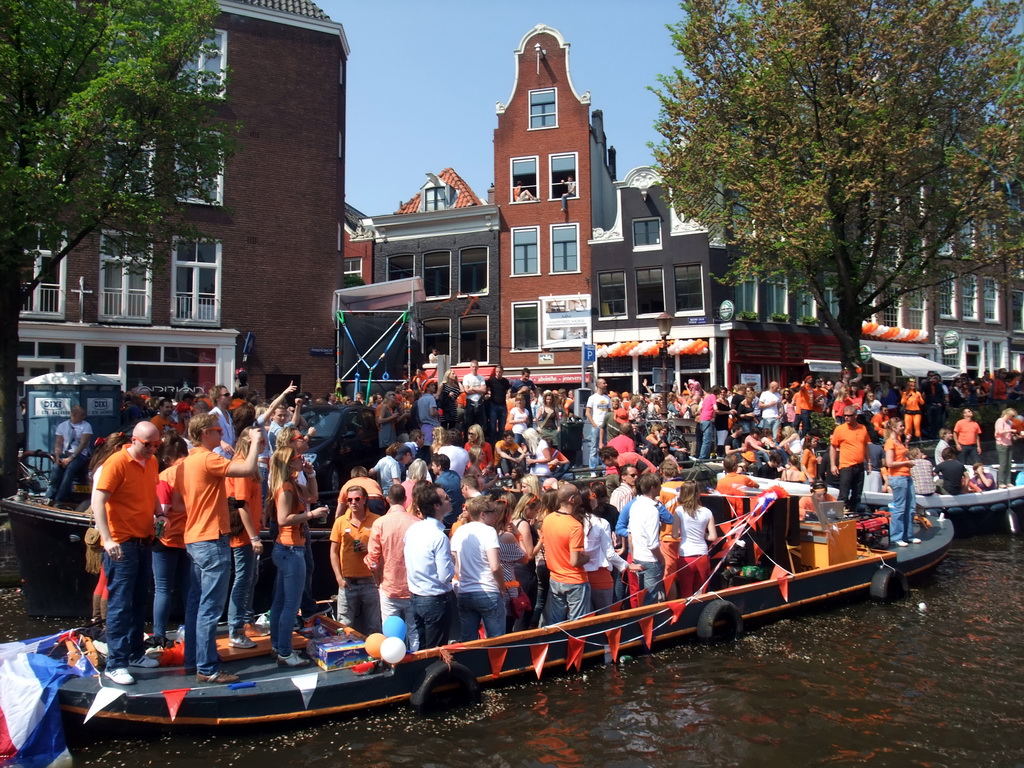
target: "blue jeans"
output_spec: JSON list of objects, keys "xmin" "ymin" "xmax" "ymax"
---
[
  {"xmin": 888, "ymin": 475, "xmax": 916, "ymax": 544},
  {"xmin": 270, "ymin": 544, "xmax": 306, "ymax": 657},
  {"xmin": 299, "ymin": 534, "xmax": 317, "ymax": 617},
  {"xmin": 229, "ymin": 544, "xmax": 256, "ymax": 633},
  {"xmin": 487, "ymin": 403, "xmax": 507, "ymax": 440},
  {"xmin": 634, "ymin": 559, "xmax": 665, "ymax": 604},
  {"xmin": 103, "ymin": 540, "xmax": 151, "ymax": 669},
  {"xmin": 152, "ymin": 546, "xmax": 192, "ymax": 639},
  {"xmin": 47, "ymin": 453, "xmax": 89, "ymax": 502},
  {"xmin": 186, "ymin": 537, "xmax": 231, "ymax": 676},
  {"xmin": 697, "ymin": 421, "xmax": 715, "ymax": 460},
  {"xmin": 586, "ymin": 423, "xmax": 602, "ymax": 468},
  {"xmin": 544, "ymin": 580, "xmax": 592, "ymax": 625},
  {"xmin": 457, "ymin": 590, "xmax": 505, "ymax": 640},
  {"xmin": 760, "ymin": 417, "xmax": 780, "ymax": 441},
  {"xmin": 410, "ymin": 592, "xmax": 454, "ymax": 649}
]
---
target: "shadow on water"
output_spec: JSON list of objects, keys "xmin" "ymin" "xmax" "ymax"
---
[{"xmin": 3, "ymin": 536, "xmax": 1024, "ymax": 767}]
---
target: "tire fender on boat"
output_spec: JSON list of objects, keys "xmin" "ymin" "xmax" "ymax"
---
[
  {"xmin": 409, "ymin": 660, "xmax": 481, "ymax": 712},
  {"xmin": 869, "ymin": 568, "xmax": 909, "ymax": 602},
  {"xmin": 696, "ymin": 599, "xmax": 744, "ymax": 644},
  {"xmin": 1009, "ymin": 498, "xmax": 1024, "ymax": 513}
]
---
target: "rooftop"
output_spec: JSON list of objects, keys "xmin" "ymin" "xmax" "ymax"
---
[
  {"xmin": 233, "ymin": 0, "xmax": 330, "ymax": 20},
  {"xmin": 395, "ymin": 168, "xmax": 484, "ymax": 215}
]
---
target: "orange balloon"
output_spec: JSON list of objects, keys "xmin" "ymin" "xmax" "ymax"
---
[{"xmin": 364, "ymin": 632, "xmax": 386, "ymax": 659}]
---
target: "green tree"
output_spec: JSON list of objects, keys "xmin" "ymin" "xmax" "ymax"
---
[
  {"xmin": 655, "ymin": 0, "xmax": 1024, "ymax": 367},
  {"xmin": 0, "ymin": 0, "xmax": 233, "ymax": 496}
]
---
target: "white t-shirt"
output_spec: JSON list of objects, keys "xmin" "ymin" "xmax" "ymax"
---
[
  {"xmin": 758, "ymin": 390, "xmax": 781, "ymax": 420},
  {"xmin": 530, "ymin": 439, "xmax": 551, "ymax": 477},
  {"xmin": 450, "ymin": 521, "xmax": 500, "ymax": 593},
  {"xmin": 628, "ymin": 495, "xmax": 662, "ymax": 562},
  {"xmin": 56, "ymin": 419, "xmax": 93, "ymax": 456},
  {"xmin": 677, "ymin": 506, "xmax": 714, "ymax": 557},
  {"xmin": 462, "ymin": 373, "xmax": 485, "ymax": 404},
  {"xmin": 437, "ymin": 445, "xmax": 470, "ymax": 477},
  {"xmin": 585, "ymin": 393, "xmax": 611, "ymax": 427}
]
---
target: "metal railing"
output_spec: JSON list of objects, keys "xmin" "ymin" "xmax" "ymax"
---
[{"xmin": 173, "ymin": 293, "xmax": 219, "ymax": 324}]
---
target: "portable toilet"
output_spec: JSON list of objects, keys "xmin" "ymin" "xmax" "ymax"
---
[{"xmin": 24, "ymin": 373, "xmax": 123, "ymax": 455}]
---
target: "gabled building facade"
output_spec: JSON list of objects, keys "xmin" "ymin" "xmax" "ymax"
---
[{"xmin": 18, "ymin": 0, "xmax": 349, "ymax": 400}]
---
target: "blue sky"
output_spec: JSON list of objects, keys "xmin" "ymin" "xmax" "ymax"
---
[{"xmin": 317, "ymin": 1, "xmax": 687, "ymax": 217}]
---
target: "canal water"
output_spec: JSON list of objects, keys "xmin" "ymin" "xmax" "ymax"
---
[{"xmin": 1, "ymin": 534, "xmax": 1021, "ymax": 767}]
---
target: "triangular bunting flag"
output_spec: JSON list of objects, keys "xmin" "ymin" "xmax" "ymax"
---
[
  {"xmin": 161, "ymin": 688, "xmax": 190, "ymax": 721},
  {"xmin": 530, "ymin": 644, "xmax": 548, "ymax": 679},
  {"xmin": 487, "ymin": 647, "xmax": 507, "ymax": 678},
  {"xmin": 85, "ymin": 686, "xmax": 126, "ymax": 723},
  {"xmin": 639, "ymin": 616, "xmax": 654, "ymax": 650},
  {"xmin": 565, "ymin": 636, "xmax": 584, "ymax": 672},
  {"xmin": 668, "ymin": 601, "xmax": 686, "ymax": 624},
  {"xmin": 634, "ymin": 589, "xmax": 647, "ymax": 609},
  {"xmin": 609, "ymin": 599, "xmax": 624, "ymax": 613},
  {"xmin": 772, "ymin": 564, "xmax": 792, "ymax": 603},
  {"xmin": 752, "ymin": 541, "xmax": 764, "ymax": 562},
  {"xmin": 290, "ymin": 672, "xmax": 320, "ymax": 710},
  {"xmin": 718, "ymin": 519, "xmax": 734, "ymax": 535},
  {"xmin": 605, "ymin": 627, "xmax": 621, "ymax": 663}
]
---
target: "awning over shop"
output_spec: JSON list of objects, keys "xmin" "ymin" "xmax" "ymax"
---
[
  {"xmin": 334, "ymin": 277, "xmax": 424, "ymax": 312},
  {"xmin": 870, "ymin": 353, "xmax": 960, "ymax": 378}
]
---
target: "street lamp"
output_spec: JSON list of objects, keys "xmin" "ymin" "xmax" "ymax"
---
[{"xmin": 657, "ymin": 312, "xmax": 672, "ymax": 417}]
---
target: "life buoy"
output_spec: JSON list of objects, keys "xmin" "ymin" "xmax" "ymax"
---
[
  {"xmin": 696, "ymin": 599, "xmax": 743, "ymax": 644},
  {"xmin": 869, "ymin": 567, "xmax": 908, "ymax": 602},
  {"xmin": 409, "ymin": 660, "xmax": 481, "ymax": 713}
]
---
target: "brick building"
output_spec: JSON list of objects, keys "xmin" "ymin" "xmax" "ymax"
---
[{"xmin": 18, "ymin": 0, "xmax": 349, "ymax": 401}]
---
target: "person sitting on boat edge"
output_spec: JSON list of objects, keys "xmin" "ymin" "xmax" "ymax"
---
[
  {"xmin": 907, "ymin": 448, "xmax": 936, "ymax": 496},
  {"xmin": 969, "ymin": 462, "xmax": 997, "ymax": 493},
  {"xmin": 935, "ymin": 447, "xmax": 969, "ymax": 495},
  {"xmin": 716, "ymin": 454, "xmax": 758, "ymax": 518},
  {"xmin": 91, "ymin": 421, "xmax": 162, "ymax": 686},
  {"xmin": 798, "ymin": 479, "xmax": 836, "ymax": 521},
  {"xmin": 542, "ymin": 483, "xmax": 591, "ymax": 625},
  {"xmin": 404, "ymin": 483, "xmax": 456, "ymax": 649},
  {"xmin": 329, "ymin": 486, "xmax": 382, "ymax": 637}
]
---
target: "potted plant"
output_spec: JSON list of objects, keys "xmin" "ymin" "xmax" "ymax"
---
[
  {"xmin": 736, "ymin": 310, "xmax": 758, "ymax": 321},
  {"xmin": 770, "ymin": 313, "xmax": 790, "ymax": 323},
  {"xmin": 799, "ymin": 315, "xmax": 819, "ymax": 325}
]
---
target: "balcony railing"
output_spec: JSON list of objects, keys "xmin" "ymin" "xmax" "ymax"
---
[
  {"xmin": 21, "ymin": 285, "xmax": 63, "ymax": 317},
  {"xmin": 100, "ymin": 288, "xmax": 149, "ymax": 322},
  {"xmin": 173, "ymin": 293, "xmax": 219, "ymax": 325}
]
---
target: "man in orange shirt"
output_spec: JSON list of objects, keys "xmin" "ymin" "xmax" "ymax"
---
[
  {"xmin": 953, "ymin": 408, "xmax": 983, "ymax": 465},
  {"xmin": 150, "ymin": 398, "xmax": 180, "ymax": 435},
  {"xmin": 92, "ymin": 421, "xmax": 162, "ymax": 686},
  {"xmin": 794, "ymin": 376, "xmax": 815, "ymax": 436},
  {"xmin": 829, "ymin": 406, "xmax": 871, "ymax": 514},
  {"xmin": 329, "ymin": 487, "xmax": 382, "ymax": 636},
  {"xmin": 716, "ymin": 454, "xmax": 758, "ymax": 517},
  {"xmin": 180, "ymin": 414, "xmax": 264, "ymax": 685},
  {"xmin": 542, "ymin": 483, "xmax": 590, "ymax": 623}
]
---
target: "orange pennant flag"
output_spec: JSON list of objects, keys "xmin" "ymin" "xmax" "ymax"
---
[
  {"xmin": 718, "ymin": 519, "xmax": 734, "ymax": 535},
  {"xmin": 605, "ymin": 627, "xmax": 621, "ymax": 662},
  {"xmin": 634, "ymin": 589, "xmax": 647, "ymax": 609},
  {"xmin": 161, "ymin": 688, "xmax": 190, "ymax": 721},
  {"xmin": 639, "ymin": 616, "xmax": 654, "ymax": 650},
  {"xmin": 487, "ymin": 647, "xmax": 507, "ymax": 678},
  {"xmin": 752, "ymin": 541, "xmax": 764, "ymax": 562},
  {"xmin": 771, "ymin": 564, "xmax": 791, "ymax": 603},
  {"xmin": 530, "ymin": 643, "xmax": 548, "ymax": 679},
  {"xmin": 668, "ymin": 600, "xmax": 686, "ymax": 624},
  {"xmin": 565, "ymin": 636, "xmax": 584, "ymax": 672}
]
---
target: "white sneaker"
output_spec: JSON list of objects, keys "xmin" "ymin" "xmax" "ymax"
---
[
  {"xmin": 895, "ymin": 540, "xmax": 909, "ymax": 548},
  {"xmin": 229, "ymin": 634, "xmax": 257, "ymax": 649},
  {"xmin": 104, "ymin": 667, "xmax": 135, "ymax": 685},
  {"xmin": 910, "ymin": 537, "xmax": 922, "ymax": 544},
  {"xmin": 129, "ymin": 656, "xmax": 160, "ymax": 668},
  {"xmin": 276, "ymin": 653, "xmax": 310, "ymax": 668}
]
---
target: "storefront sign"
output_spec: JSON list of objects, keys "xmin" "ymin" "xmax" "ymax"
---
[
  {"xmin": 719, "ymin": 300, "xmax": 735, "ymax": 321},
  {"xmin": 540, "ymin": 295, "xmax": 591, "ymax": 349},
  {"xmin": 531, "ymin": 372, "xmax": 582, "ymax": 385},
  {"xmin": 34, "ymin": 398, "xmax": 71, "ymax": 417},
  {"xmin": 309, "ymin": 347, "xmax": 335, "ymax": 357},
  {"xmin": 942, "ymin": 330, "xmax": 960, "ymax": 348},
  {"xmin": 859, "ymin": 344, "xmax": 872, "ymax": 363},
  {"xmin": 538, "ymin": 353, "xmax": 554, "ymax": 365},
  {"xmin": 740, "ymin": 373, "xmax": 762, "ymax": 389}
]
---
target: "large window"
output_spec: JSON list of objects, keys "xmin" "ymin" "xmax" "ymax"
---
[
  {"xmin": 764, "ymin": 280, "xmax": 787, "ymax": 317},
  {"xmin": 632, "ymin": 218, "xmax": 661, "ymax": 249},
  {"xmin": 529, "ymin": 88, "xmax": 556, "ymax": 129},
  {"xmin": 1013, "ymin": 290, "xmax": 1024, "ymax": 332},
  {"xmin": 177, "ymin": 147, "xmax": 223, "ymax": 205},
  {"xmin": 598, "ymin": 271, "xmax": 626, "ymax": 318},
  {"xmin": 99, "ymin": 234, "xmax": 150, "ymax": 322},
  {"xmin": 512, "ymin": 302, "xmax": 539, "ymax": 350},
  {"xmin": 423, "ymin": 319, "xmax": 450, "ymax": 359},
  {"xmin": 511, "ymin": 157, "xmax": 538, "ymax": 202},
  {"xmin": 550, "ymin": 153, "xmax": 577, "ymax": 199},
  {"xmin": 423, "ymin": 186, "xmax": 448, "ymax": 212},
  {"xmin": 962, "ymin": 274, "xmax": 978, "ymax": 320},
  {"xmin": 938, "ymin": 276, "xmax": 955, "ymax": 318},
  {"xmin": 984, "ymin": 277, "xmax": 998, "ymax": 322},
  {"xmin": 21, "ymin": 233, "xmax": 65, "ymax": 318},
  {"xmin": 387, "ymin": 254, "xmax": 414, "ymax": 281},
  {"xmin": 673, "ymin": 264, "xmax": 703, "ymax": 313},
  {"xmin": 794, "ymin": 292, "xmax": 816, "ymax": 319},
  {"xmin": 459, "ymin": 247, "xmax": 487, "ymax": 294},
  {"xmin": 823, "ymin": 287, "xmax": 839, "ymax": 318},
  {"xmin": 172, "ymin": 241, "xmax": 220, "ymax": 325},
  {"xmin": 551, "ymin": 225, "xmax": 578, "ymax": 273},
  {"xmin": 636, "ymin": 268, "xmax": 665, "ymax": 315},
  {"xmin": 512, "ymin": 228, "xmax": 539, "ymax": 275},
  {"xmin": 344, "ymin": 258, "xmax": 362, "ymax": 277},
  {"xmin": 459, "ymin": 316, "xmax": 488, "ymax": 362},
  {"xmin": 736, "ymin": 280, "xmax": 758, "ymax": 314},
  {"xmin": 184, "ymin": 30, "xmax": 226, "ymax": 95},
  {"xmin": 904, "ymin": 289, "xmax": 925, "ymax": 330},
  {"xmin": 106, "ymin": 144, "xmax": 153, "ymax": 196},
  {"xmin": 423, "ymin": 251, "xmax": 450, "ymax": 299}
]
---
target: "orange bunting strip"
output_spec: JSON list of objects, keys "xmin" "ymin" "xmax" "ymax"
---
[
  {"xmin": 668, "ymin": 601, "xmax": 687, "ymax": 624},
  {"xmin": 565, "ymin": 636, "xmax": 585, "ymax": 672},
  {"xmin": 162, "ymin": 688, "xmax": 190, "ymax": 722},
  {"xmin": 605, "ymin": 628, "xmax": 622, "ymax": 663},
  {"xmin": 487, "ymin": 647, "xmax": 507, "ymax": 678},
  {"xmin": 634, "ymin": 589, "xmax": 647, "ymax": 609},
  {"xmin": 530, "ymin": 643, "xmax": 549, "ymax": 679},
  {"xmin": 771, "ymin": 564, "xmax": 792, "ymax": 603},
  {"xmin": 639, "ymin": 616, "xmax": 654, "ymax": 650}
]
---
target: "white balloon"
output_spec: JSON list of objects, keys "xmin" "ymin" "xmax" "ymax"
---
[{"xmin": 380, "ymin": 636, "xmax": 407, "ymax": 664}]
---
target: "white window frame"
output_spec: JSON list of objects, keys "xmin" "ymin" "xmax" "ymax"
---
[
  {"xmin": 107, "ymin": 144, "xmax": 154, "ymax": 197},
  {"xmin": 765, "ymin": 279, "xmax": 789, "ymax": 318},
  {"xmin": 736, "ymin": 280, "xmax": 759, "ymax": 315},
  {"xmin": 983, "ymin": 277, "xmax": 999, "ymax": 323},
  {"xmin": 192, "ymin": 29, "xmax": 227, "ymax": 97},
  {"xmin": 938, "ymin": 276, "xmax": 956, "ymax": 320},
  {"xmin": 511, "ymin": 301, "xmax": 541, "ymax": 352},
  {"xmin": 423, "ymin": 251, "xmax": 451, "ymax": 300},
  {"xmin": 177, "ymin": 152, "xmax": 224, "ymax": 206},
  {"xmin": 422, "ymin": 318, "xmax": 451, "ymax": 359},
  {"xmin": 98, "ymin": 233, "xmax": 152, "ymax": 324},
  {"xmin": 548, "ymin": 152, "xmax": 578, "ymax": 201},
  {"xmin": 549, "ymin": 224, "xmax": 579, "ymax": 274},
  {"xmin": 458, "ymin": 247, "xmax": 488, "ymax": 295},
  {"xmin": 635, "ymin": 266, "xmax": 666, "ymax": 317},
  {"xmin": 528, "ymin": 88, "xmax": 557, "ymax": 130},
  {"xmin": 598, "ymin": 270, "xmax": 627, "ymax": 320},
  {"xmin": 511, "ymin": 227, "xmax": 540, "ymax": 277},
  {"xmin": 1013, "ymin": 289, "xmax": 1024, "ymax": 333},
  {"xmin": 962, "ymin": 274, "xmax": 978, "ymax": 321},
  {"xmin": 510, "ymin": 155, "xmax": 540, "ymax": 203},
  {"xmin": 171, "ymin": 240, "xmax": 221, "ymax": 326},
  {"xmin": 343, "ymin": 258, "xmax": 362, "ymax": 277},
  {"xmin": 632, "ymin": 217, "xmax": 662, "ymax": 251},
  {"xmin": 458, "ymin": 315, "xmax": 489, "ymax": 364},
  {"xmin": 673, "ymin": 263, "xmax": 704, "ymax": 316},
  {"xmin": 21, "ymin": 235, "xmax": 66, "ymax": 319},
  {"xmin": 423, "ymin": 186, "xmax": 448, "ymax": 212},
  {"xmin": 903, "ymin": 289, "xmax": 925, "ymax": 331}
]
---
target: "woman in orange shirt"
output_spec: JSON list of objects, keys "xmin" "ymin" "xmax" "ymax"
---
[
  {"xmin": 884, "ymin": 418, "xmax": 917, "ymax": 547},
  {"xmin": 269, "ymin": 446, "xmax": 327, "ymax": 667},
  {"xmin": 900, "ymin": 380, "xmax": 925, "ymax": 439}
]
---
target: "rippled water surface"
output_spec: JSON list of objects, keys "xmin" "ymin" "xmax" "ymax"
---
[{"xmin": 2, "ymin": 535, "xmax": 1022, "ymax": 767}]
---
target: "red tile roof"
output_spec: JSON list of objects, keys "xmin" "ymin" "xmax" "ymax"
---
[{"xmin": 394, "ymin": 168, "xmax": 484, "ymax": 214}]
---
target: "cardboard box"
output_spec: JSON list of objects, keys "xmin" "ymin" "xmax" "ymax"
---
[{"xmin": 314, "ymin": 637, "xmax": 369, "ymax": 672}]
